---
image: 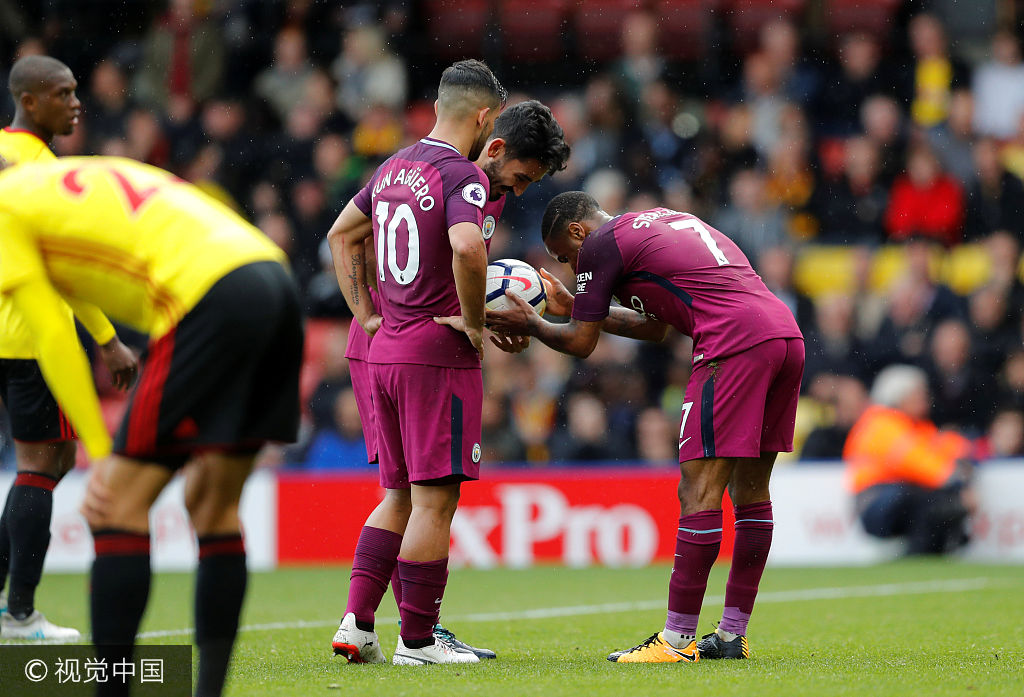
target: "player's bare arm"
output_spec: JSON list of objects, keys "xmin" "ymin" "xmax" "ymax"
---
[
  {"xmin": 486, "ymin": 292, "xmax": 602, "ymax": 358},
  {"xmin": 327, "ymin": 199, "xmax": 382, "ymax": 336},
  {"xmin": 435, "ymin": 221, "xmax": 488, "ymax": 357},
  {"xmin": 534, "ymin": 267, "xmax": 669, "ymax": 342}
]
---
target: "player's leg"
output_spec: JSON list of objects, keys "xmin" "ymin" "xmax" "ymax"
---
[
  {"xmin": 334, "ymin": 363, "xmax": 408, "ymax": 663},
  {"xmin": 0, "ymin": 358, "xmax": 81, "ymax": 638},
  {"xmin": 696, "ymin": 453, "xmax": 776, "ymax": 660},
  {"xmin": 393, "ymin": 480, "xmax": 479, "ymax": 665},
  {"xmin": 390, "ymin": 365, "xmax": 481, "ymax": 666},
  {"xmin": 183, "ymin": 452, "xmax": 255, "ymax": 697},
  {"xmin": 83, "ymin": 455, "xmax": 174, "ymax": 694},
  {"xmin": 0, "ymin": 441, "xmax": 76, "ymax": 638},
  {"xmin": 700, "ymin": 337, "xmax": 802, "ymax": 659},
  {"xmin": 611, "ymin": 455, "xmax": 735, "ymax": 664},
  {"xmin": 340, "ymin": 488, "xmax": 411, "ymax": 644}
]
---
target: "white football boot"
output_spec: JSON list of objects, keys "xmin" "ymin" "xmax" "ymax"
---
[
  {"xmin": 392, "ymin": 635, "xmax": 481, "ymax": 665},
  {"xmin": 331, "ymin": 612, "xmax": 386, "ymax": 664},
  {"xmin": 1, "ymin": 610, "xmax": 81, "ymax": 640}
]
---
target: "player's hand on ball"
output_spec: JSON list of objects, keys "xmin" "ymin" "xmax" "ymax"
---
[
  {"xmin": 539, "ymin": 267, "xmax": 574, "ymax": 317},
  {"xmin": 99, "ymin": 337, "xmax": 139, "ymax": 391},
  {"xmin": 485, "ymin": 292, "xmax": 536, "ymax": 335},
  {"xmin": 489, "ymin": 332, "xmax": 530, "ymax": 353},
  {"xmin": 434, "ymin": 315, "xmax": 485, "ymax": 358}
]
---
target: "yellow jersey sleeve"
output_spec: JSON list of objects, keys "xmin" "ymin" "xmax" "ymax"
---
[
  {"xmin": 8, "ymin": 276, "xmax": 112, "ymax": 458},
  {"xmin": 65, "ymin": 297, "xmax": 117, "ymax": 346},
  {"xmin": 0, "ymin": 211, "xmax": 48, "ymax": 294}
]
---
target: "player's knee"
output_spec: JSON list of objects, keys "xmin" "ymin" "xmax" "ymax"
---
[
  {"xmin": 677, "ymin": 473, "xmax": 724, "ymax": 514},
  {"xmin": 382, "ymin": 489, "xmax": 413, "ymax": 516},
  {"xmin": 188, "ymin": 500, "xmax": 241, "ymax": 537}
]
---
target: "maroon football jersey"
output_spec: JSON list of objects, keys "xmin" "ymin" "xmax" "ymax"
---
[
  {"xmin": 350, "ymin": 137, "xmax": 493, "ymax": 368},
  {"xmin": 571, "ymin": 208, "xmax": 802, "ymax": 360}
]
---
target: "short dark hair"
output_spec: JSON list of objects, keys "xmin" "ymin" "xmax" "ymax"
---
[
  {"xmin": 492, "ymin": 100, "xmax": 570, "ymax": 175},
  {"xmin": 8, "ymin": 55, "xmax": 71, "ymax": 98},
  {"xmin": 437, "ymin": 59, "xmax": 507, "ymax": 111},
  {"xmin": 541, "ymin": 191, "xmax": 600, "ymax": 242}
]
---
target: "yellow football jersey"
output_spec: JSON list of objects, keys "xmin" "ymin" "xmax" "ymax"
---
[
  {"xmin": 0, "ymin": 127, "xmax": 68, "ymax": 358},
  {"xmin": 0, "ymin": 156, "xmax": 286, "ymax": 338},
  {"xmin": 0, "ymin": 156, "xmax": 287, "ymax": 457}
]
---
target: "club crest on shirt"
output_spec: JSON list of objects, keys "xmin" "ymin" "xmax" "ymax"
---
[
  {"xmin": 482, "ymin": 215, "xmax": 496, "ymax": 240},
  {"xmin": 472, "ymin": 443, "xmax": 482, "ymax": 463},
  {"xmin": 462, "ymin": 182, "xmax": 486, "ymax": 208}
]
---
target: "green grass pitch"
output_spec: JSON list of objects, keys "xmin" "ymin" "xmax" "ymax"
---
[{"xmin": 20, "ymin": 560, "xmax": 1024, "ymax": 696}]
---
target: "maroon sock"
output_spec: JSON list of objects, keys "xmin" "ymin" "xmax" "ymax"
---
[
  {"xmin": 720, "ymin": 501, "xmax": 773, "ymax": 636},
  {"xmin": 397, "ymin": 557, "xmax": 448, "ymax": 645},
  {"xmin": 666, "ymin": 509, "xmax": 722, "ymax": 636},
  {"xmin": 345, "ymin": 526, "xmax": 402, "ymax": 627},
  {"xmin": 390, "ymin": 566, "xmax": 403, "ymax": 609}
]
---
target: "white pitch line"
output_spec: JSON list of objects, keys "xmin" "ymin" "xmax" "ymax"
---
[{"xmin": 128, "ymin": 576, "xmax": 1002, "ymax": 641}]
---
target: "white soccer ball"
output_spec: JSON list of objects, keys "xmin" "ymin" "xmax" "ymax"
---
[{"xmin": 486, "ymin": 258, "xmax": 546, "ymax": 316}]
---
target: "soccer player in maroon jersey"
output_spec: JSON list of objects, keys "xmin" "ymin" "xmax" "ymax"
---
[
  {"xmin": 487, "ymin": 191, "xmax": 805, "ymax": 663},
  {"xmin": 326, "ymin": 59, "xmax": 507, "ymax": 665},
  {"xmin": 338, "ymin": 98, "xmax": 569, "ymax": 659}
]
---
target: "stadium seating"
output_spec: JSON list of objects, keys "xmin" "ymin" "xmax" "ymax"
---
[
  {"xmin": 823, "ymin": 0, "xmax": 902, "ymax": 39},
  {"xmin": 498, "ymin": 0, "xmax": 569, "ymax": 64},
  {"xmin": 792, "ymin": 243, "xmax": 1009, "ymax": 300},
  {"xmin": 721, "ymin": 0, "xmax": 807, "ymax": 51},
  {"xmin": 571, "ymin": 0, "xmax": 645, "ymax": 62},
  {"xmin": 653, "ymin": 0, "xmax": 717, "ymax": 62},
  {"xmin": 424, "ymin": 0, "xmax": 492, "ymax": 60}
]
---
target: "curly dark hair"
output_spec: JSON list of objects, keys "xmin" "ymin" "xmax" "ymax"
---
[{"xmin": 492, "ymin": 100, "xmax": 571, "ymax": 175}]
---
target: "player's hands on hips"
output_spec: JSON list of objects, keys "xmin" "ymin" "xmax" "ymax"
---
[
  {"xmin": 539, "ymin": 267, "xmax": 574, "ymax": 317},
  {"xmin": 361, "ymin": 313, "xmax": 383, "ymax": 338},
  {"xmin": 489, "ymin": 332, "xmax": 530, "ymax": 353},
  {"xmin": 485, "ymin": 292, "xmax": 537, "ymax": 336},
  {"xmin": 99, "ymin": 337, "xmax": 139, "ymax": 391},
  {"xmin": 434, "ymin": 315, "xmax": 485, "ymax": 358}
]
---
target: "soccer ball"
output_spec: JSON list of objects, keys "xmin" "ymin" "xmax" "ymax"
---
[{"xmin": 486, "ymin": 258, "xmax": 546, "ymax": 316}]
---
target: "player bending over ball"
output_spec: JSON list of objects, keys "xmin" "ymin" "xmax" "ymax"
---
[
  {"xmin": 487, "ymin": 192, "xmax": 804, "ymax": 663},
  {"xmin": 0, "ymin": 156, "xmax": 302, "ymax": 697}
]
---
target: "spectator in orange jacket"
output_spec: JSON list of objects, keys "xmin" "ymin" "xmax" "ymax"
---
[{"xmin": 843, "ymin": 364, "xmax": 975, "ymax": 554}]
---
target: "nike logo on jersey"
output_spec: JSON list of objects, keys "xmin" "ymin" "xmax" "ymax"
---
[
  {"xmin": 680, "ymin": 437, "xmax": 691, "ymax": 446},
  {"xmin": 493, "ymin": 275, "xmax": 533, "ymax": 290}
]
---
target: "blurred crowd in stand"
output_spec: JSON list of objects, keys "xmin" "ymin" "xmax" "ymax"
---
[{"xmin": 1, "ymin": 0, "xmax": 1023, "ymax": 471}]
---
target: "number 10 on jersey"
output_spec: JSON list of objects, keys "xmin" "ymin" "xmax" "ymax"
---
[{"xmin": 375, "ymin": 200, "xmax": 421, "ymax": 285}]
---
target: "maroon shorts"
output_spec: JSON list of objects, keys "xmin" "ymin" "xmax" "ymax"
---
[
  {"xmin": 371, "ymin": 363, "xmax": 482, "ymax": 489},
  {"xmin": 678, "ymin": 337, "xmax": 804, "ymax": 462},
  {"xmin": 348, "ymin": 358, "xmax": 378, "ymax": 464}
]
